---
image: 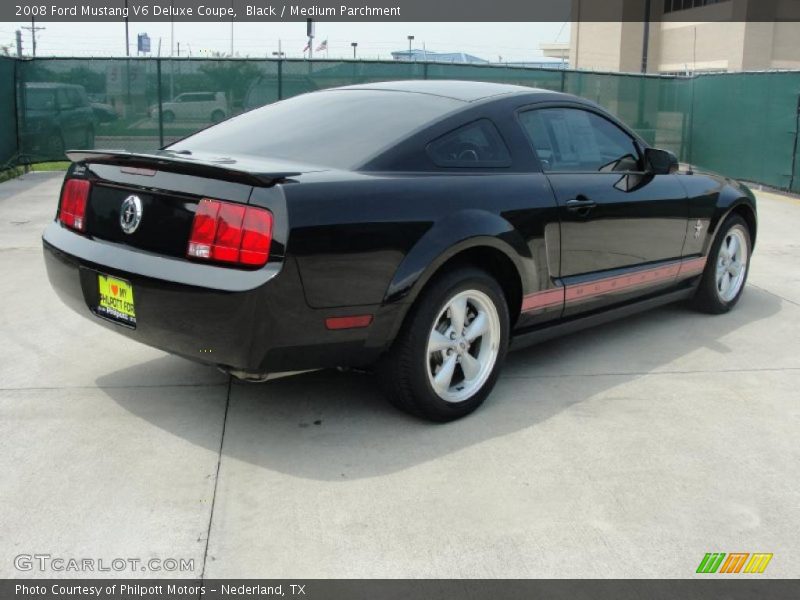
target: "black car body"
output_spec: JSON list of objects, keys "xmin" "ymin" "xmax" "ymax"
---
[{"xmin": 43, "ymin": 81, "xmax": 757, "ymax": 420}]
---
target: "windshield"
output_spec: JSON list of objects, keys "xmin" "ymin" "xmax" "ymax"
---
[{"xmin": 169, "ymin": 89, "xmax": 464, "ymax": 169}]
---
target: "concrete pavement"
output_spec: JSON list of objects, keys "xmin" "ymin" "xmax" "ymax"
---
[{"xmin": 1, "ymin": 172, "xmax": 798, "ymax": 579}]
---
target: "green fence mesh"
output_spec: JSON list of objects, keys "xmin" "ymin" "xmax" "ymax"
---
[
  {"xmin": 6, "ymin": 57, "xmax": 800, "ymax": 193},
  {"xmin": 690, "ymin": 72, "xmax": 800, "ymax": 193},
  {"xmin": 0, "ymin": 57, "xmax": 17, "ymax": 167}
]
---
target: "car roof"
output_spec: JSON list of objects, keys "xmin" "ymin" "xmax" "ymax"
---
[
  {"xmin": 333, "ymin": 80, "xmax": 559, "ymax": 103},
  {"xmin": 25, "ymin": 82, "xmax": 82, "ymax": 90}
]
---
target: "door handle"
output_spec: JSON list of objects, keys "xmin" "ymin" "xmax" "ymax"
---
[{"xmin": 565, "ymin": 197, "xmax": 597, "ymax": 212}]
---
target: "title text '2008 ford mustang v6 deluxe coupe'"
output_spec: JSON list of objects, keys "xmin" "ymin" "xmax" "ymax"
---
[{"xmin": 43, "ymin": 80, "xmax": 756, "ymax": 421}]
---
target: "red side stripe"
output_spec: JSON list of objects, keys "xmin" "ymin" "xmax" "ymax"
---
[
  {"xmin": 521, "ymin": 256, "xmax": 708, "ymax": 314},
  {"xmin": 565, "ymin": 262, "xmax": 682, "ymax": 302},
  {"xmin": 521, "ymin": 287, "xmax": 564, "ymax": 311},
  {"xmin": 677, "ymin": 256, "xmax": 707, "ymax": 277}
]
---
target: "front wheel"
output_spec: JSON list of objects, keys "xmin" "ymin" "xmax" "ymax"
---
[
  {"xmin": 693, "ymin": 214, "xmax": 751, "ymax": 314},
  {"xmin": 380, "ymin": 267, "xmax": 510, "ymax": 422}
]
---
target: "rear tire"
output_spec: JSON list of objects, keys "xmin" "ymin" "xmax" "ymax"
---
[
  {"xmin": 211, "ymin": 109, "xmax": 225, "ymax": 123},
  {"xmin": 693, "ymin": 214, "xmax": 751, "ymax": 314},
  {"xmin": 162, "ymin": 110, "xmax": 175, "ymax": 123},
  {"xmin": 379, "ymin": 267, "xmax": 510, "ymax": 422}
]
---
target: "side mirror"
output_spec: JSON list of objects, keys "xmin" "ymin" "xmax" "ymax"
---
[{"xmin": 644, "ymin": 148, "xmax": 679, "ymax": 175}]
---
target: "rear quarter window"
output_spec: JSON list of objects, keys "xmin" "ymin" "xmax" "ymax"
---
[{"xmin": 427, "ymin": 119, "xmax": 511, "ymax": 168}]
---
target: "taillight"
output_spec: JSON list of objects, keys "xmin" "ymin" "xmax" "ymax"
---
[
  {"xmin": 187, "ymin": 199, "xmax": 273, "ymax": 267},
  {"xmin": 58, "ymin": 179, "xmax": 90, "ymax": 232}
]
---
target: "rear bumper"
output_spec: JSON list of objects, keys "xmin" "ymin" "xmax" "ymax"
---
[{"xmin": 42, "ymin": 222, "xmax": 390, "ymax": 373}]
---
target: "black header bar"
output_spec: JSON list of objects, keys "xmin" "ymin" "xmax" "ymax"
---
[
  {"xmin": 3, "ymin": 579, "xmax": 800, "ymax": 600},
  {"xmin": 4, "ymin": 0, "xmax": 800, "ymax": 22}
]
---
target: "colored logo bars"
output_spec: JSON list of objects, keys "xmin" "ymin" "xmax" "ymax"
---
[{"xmin": 696, "ymin": 552, "xmax": 773, "ymax": 574}]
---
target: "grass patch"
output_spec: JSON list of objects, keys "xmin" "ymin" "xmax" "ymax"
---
[
  {"xmin": 30, "ymin": 161, "xmax": 70, "ymax": 172},
  {"xmin": 0, "ymin": 166, "xmax": 24, "ymax": 183},
  {"xmin": 0, "ymin": 161, "xmax": 69, "ymax": 183}
]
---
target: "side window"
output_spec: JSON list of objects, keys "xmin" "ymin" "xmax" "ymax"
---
[
  {"xmin": 519, "ymin": 108, "xmax": 642, "ymax": 173},
  {"xmin": 427, "ymin": 119, "xmax": 511, "ymax": 168}
]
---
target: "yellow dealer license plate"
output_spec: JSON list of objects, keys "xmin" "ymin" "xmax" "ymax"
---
[{"xmin": 97, "ymin": 274, "xmax": 136, "ymax": 327}]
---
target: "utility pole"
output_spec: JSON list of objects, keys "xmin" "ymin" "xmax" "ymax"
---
[
  {"xmin": 124, "ymin": 0, "xmax": 130, "ymax": 56},
  {"xmin": 307, "ymin": 19, "xmax": 314, "ymax": 60},
  {"xmin": 22, "ymin": 18, "xmax": 45, "ymax": 57},
  {"xmin": 640, "ymin": 0, "xmax": 651, "ymax": 73},
  {"xmin": 230, "ymin": 0, "xmax": 234, "ymax": 56},
  {"xmin": 16, "ymin": 30, "xmax": 23, "ymax": 57},
  {"xmin": 351, "ymin": 42, "xmax": 358, "ymax": 59},
  {"xmin": 407, "ymin": 35, "xmax": 414, "ymax": 54}
]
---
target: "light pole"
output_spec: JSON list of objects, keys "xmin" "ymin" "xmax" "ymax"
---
[
  {"xmin": 124, "ymin": 0, "xmax": 129, "ymax": 56},
  {"xmin": 407, "ymin": 35, "xmax": 414, "ymax": 55},
  {"xmin": 351, "ymin": 42, "xmax": 358, "ymax": 60},
  {"xmin": 170, "ymin": 0, "xmax": 174, "ymax": 56},
  {"xmin": 229, "ymin": 0, "xmax": 234, "ymax": 56}
]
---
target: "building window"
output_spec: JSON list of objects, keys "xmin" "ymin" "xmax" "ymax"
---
[{"xmin": 663, "ymin": 0, "xmax": 730, "ymax": 14}]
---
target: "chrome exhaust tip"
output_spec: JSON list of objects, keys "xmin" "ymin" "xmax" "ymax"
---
[{"xmin": 218, "ymin": 367, "xmax": 320, "ymax": 383}]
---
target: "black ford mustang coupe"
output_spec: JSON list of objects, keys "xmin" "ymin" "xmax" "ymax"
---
[{"xmin": 43, "ymin": 80, "xmax": 757, "ymax": 421}]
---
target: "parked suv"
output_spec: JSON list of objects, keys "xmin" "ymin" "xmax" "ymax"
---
[
  {"xmin": 21, "ymin": 83, "xmax": 96, "ymax": 159},
  {"xmin": 153, "ymin": 92, "xmax": 229, "ymax": 123}
]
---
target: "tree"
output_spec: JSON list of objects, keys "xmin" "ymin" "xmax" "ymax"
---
[{"xmin": 197, "ymin": 55, "xmax": 261, "ymax": 110}]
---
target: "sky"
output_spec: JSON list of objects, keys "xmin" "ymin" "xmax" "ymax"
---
[{"xmin": 0, "ymin": 21, "xmax": 570, "ymax": 62}]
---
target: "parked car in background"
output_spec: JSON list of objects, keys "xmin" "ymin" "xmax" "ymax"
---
[
  {"xmin": 90, "ymin": 102, "xmax": 118, "ymax": 124},
  {"xmin": 152, "ymin": 92, "xmax": 229, "ymax": 123},
  {"xmin": 44, "ymin": 81, "xmax": 757, "ymax": 421},
  {"xmin": 21, "ymin": 83, "xmax": 96, "ymax": 158}
]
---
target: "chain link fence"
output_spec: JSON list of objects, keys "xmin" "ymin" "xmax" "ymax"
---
[{"xmin": 2, "ymin": 57, "xmax": 799, "ymax": 192}]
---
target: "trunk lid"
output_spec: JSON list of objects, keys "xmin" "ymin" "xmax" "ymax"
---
[{"xmin": 68, "ymin": 150, "xmax": 313, "ymax": 260}]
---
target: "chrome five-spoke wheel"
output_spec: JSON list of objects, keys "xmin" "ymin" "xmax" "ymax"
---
[
  {"xmin": 693, "ymin": 214, "xmax": 751, "ymax": 314},
  {"xmin": 426, "ymin": 289, "xmax": 501, "ymax": 403},
  {"xmin": 715, "ymin": 226, "xmax": 748, "ymax": 302},
  {"xmin": 380, "ymin": 266, "xmax": 509, "ymax": 421}
]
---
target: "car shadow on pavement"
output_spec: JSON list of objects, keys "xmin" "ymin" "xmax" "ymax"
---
[{"xmin": 97, "ymin": 287, "xmax": 782, "ymax": 481}]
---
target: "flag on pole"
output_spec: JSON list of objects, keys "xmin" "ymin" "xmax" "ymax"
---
[
  {"xmin": 303, "ymin": 41, "xmax": 310, "ymax": 53},
  {"xmin": 315, "ymin": 39, "xmax": 328, "ymax": 52}
]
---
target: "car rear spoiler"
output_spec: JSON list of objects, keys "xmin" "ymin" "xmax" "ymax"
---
[{"xmin": 66, "ymin": 150, "xmax": 303, "ymax": 187}]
